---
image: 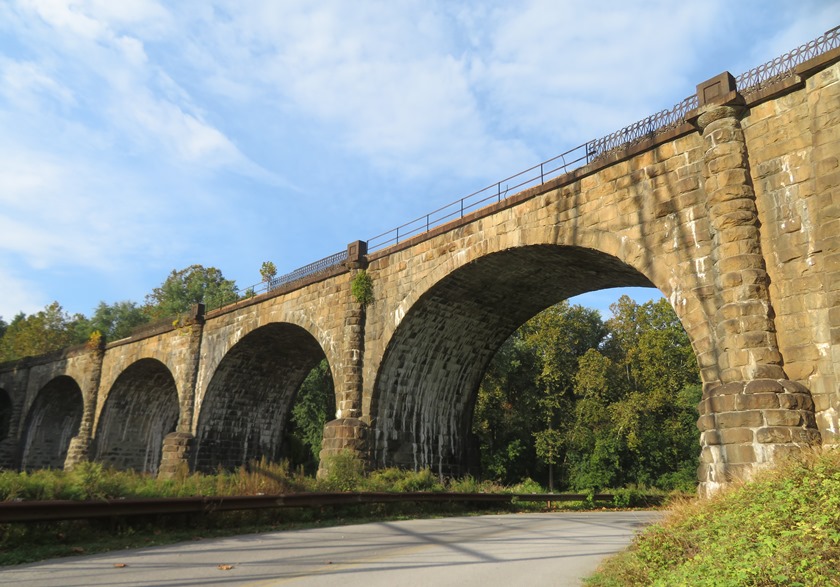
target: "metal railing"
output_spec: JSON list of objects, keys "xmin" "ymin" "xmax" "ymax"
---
[
  {"xmin": 364, "ymin": 26, "xmax": 837, "ymax": 252},
  {"xmin": 0, "ymin": 491, "xmax": 667, "ymax": 523},
  {"xmin": 367, "ymin": 144, "xmax": 590, "ymax": 252},
  {"xmin": 737, "ymin": 25, "xmax": 840, "ymax": 95},
  {"xmin": 585, "ymin": 94, "xmax": 698, "ymax": 160},
  {"xmin": 207, "ymin": 26, "xmax": 839, "ymax": 304},
  {"xmin": 204, "ymin": 250, "xmax": 348, "ymax": 314}
]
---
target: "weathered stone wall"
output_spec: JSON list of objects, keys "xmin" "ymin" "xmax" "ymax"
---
[
  {"xmin": 742, "ymin": 57, "xmax": 840, "ymax": 444},
  {"xmin": 94, "ymin": 358, "xmax": 179, "ymax": 473},
  {"xmin": 0, "ymin": 364, "xmax": 29, "ymax": 467},
  {"xmin": 361, "ymin": 128, "xmax": 715, "ymax": 476},
  {"xmin": 19, "ymin": 376, "xmax": 83, "ymax": 470},
  {"xmin": 0, "ymin": 47, "xmax": 835, "ymax": 494}
]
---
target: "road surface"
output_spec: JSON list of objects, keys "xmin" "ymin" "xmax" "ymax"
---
[{"xmin": 0, "ymin": 510, "xmax": 661, "ymax": 586}]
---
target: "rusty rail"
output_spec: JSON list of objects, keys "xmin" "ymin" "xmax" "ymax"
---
[{"xmin": 0, "ymin": 492, "xmax": 665, "ymax": 523}]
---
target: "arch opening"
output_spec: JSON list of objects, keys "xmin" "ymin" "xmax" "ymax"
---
[
  {"xmin": 94, "ymin": 359, "xmax": 179, "ymax": 473},
  {"xmin": 194, "ymin": 323, "xmax": 329, "ymax": 472},
  {"xmin": 370, "ymin": 244, "xmax": 700, "ymax": 486},
  {"xmin": 20, "ymin": 377, "xmax": 83, "ymax": 471}
]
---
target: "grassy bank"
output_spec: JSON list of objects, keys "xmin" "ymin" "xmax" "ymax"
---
[{"xmin": 587, "ymin": 448, "xmax": 840, "ymax": 587}]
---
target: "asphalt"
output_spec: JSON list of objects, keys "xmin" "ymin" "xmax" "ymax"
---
[{"xmin": 0, "ymin": 510, "xmax": 662, "ymax": 586}]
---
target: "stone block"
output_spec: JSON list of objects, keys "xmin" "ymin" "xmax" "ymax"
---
[
  {"xmin": 764, "ymin": 409, "xmax": 803, "ymax": 427},
  {"xmin": 756, "ymin": 426, "xmax": 793, "ymax": 443},
  {"xmin": 723, "ymin": 443, "xmax": 756, "ymax": 464},
  {"xmin": 719, "ymin": 427, "xmax": 754, "ymax": 444},
  {"xmin": 702, "ymin": 430, "xmax": 722, "ymax": 445},
  {"xmin": 697, "ymin": 414, "xmax": 717, "ymax": 431},
  {"xmin": 736, "ymin": 393, "xmax": 780, "ymax": 410},
  {"xmin": 743, "ymin": 379, "xmax": 785, "ymax": 394},
  {"xmin": 778, "ymin": 393, "xmax": 814, "ymax": 411},
  {"xmin": 717, "ymin": 411, "xmax": 763, "ymax": 429}
]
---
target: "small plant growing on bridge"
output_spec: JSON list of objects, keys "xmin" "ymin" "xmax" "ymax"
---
[
  {"xmin": 351, "ymin": 269, "xmax": 374, "ymax": 307},
  {"xmin": 86, "ymin": 330, "xmax": 103, "ymax": 350}
]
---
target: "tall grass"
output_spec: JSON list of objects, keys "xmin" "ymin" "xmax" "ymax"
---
[
  {"xmin": 0, "ymin": 459, "xmax": 315, "ymax": 501},
  {"xmin": 587, "ymin": 448, "xmax": 840, "ymax": 587}
]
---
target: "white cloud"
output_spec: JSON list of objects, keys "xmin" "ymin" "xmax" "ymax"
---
[
  {"xmin": 0, "ymin": 0, "xmax": 837, "ymax": 320},
  {"xmin": 7, "ymin": 0, "xmax": 275, "ymax": 181}
]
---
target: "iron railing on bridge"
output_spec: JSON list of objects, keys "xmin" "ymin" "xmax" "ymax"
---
[
  {"xmin": 205, "ymin": 25, "xmax": 839, "ymax": 309},
  {"xmin": 362, "ymin": 25, "xmax": 839, "ymax": 253}
]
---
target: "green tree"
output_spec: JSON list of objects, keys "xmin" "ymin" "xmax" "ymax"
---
[
  {"xmin": 145, "ymin": 265, "xmax": 238, "ymax": 319},
  {"xmin": 285, "ymin": 360, "xmax": 336, "ymax": 474},
  {"xmin": 473, "ymin": 333, "xmax": 542, "ymax": 484},
  {"xmin": 474, "ymin": 302, "xmax": 606, "ymax": 486},
  {"xmin": 520, "ymin": 302, "xmax": 606, "ymax": 487},
  {"xmin": 0, "ymin": 302, "xmax": 88, "ymax": 362},
  {"xmin": 82, "ymin": 301, "xmax": 150, "ymax": 341},
  {"xmin": 568, "ymin": 297, "xmax": 701, "ymax": 491},
  {"xmin": 474, "ymin": 295, "xmax": 701, "ymax": 492},
  {"xmin": 260, "ymin": 261, "xmax": 278, "ymax": 287}
]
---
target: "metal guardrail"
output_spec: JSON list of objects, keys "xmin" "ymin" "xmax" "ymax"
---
[
  {"xmin": 203, "ymin": 250, "xmax": 348, "ymax": 313},
  {"xmin": 585, "ymin": 95, "xmax": 698, "ymax": 160},
  {"xmin": 363, "ymin": 25, "xmax": 839, "ymax": 252},
  {"xmin": 0, "ymin": 491, "xmax": 666, "ymax": 523},
  {"xmin": 737, "ymin": 25, "xmax": 840, "ymax": 95},
  {"xmin": 202, "ymin": 26, "xmax": 839, "ymax": 306},
  {"xmin": 366, "ymin": 145, "xmax": 590, "ymax": 252}
]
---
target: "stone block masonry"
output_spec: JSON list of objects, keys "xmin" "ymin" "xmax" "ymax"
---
[{"xmin": 0, "ymin": 42, "xmax": 837, "ymax": 497}]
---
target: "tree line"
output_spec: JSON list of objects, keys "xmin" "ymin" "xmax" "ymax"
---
[
  {"xmin": 0, "ymin": 264, "xmax": 700, "ymax": 490},
  {"xmin": 0, "ymin": 265, "xmax": 240, "ymax": 362},
  {"xmin": 473, "ymin": 296, "xmax": 701, "ymax": 492}
]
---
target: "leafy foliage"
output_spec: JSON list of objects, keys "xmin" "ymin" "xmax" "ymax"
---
[
  {"xmin": 474, "ymin": 296, "xmax": 701, "ymax": 491},
  {"xmin": 350, "ymin": 269, "xmax": 374, "ymax": 307},
  {"xmin": 588, "ymin": 449, "xmax": 840, "ymax": 587},
  {"xmin": 0, "ymin": 302, "xmax": 88, "ymax": 362},
  {"xmin": 260, "ymin": 261, "xmax": 278, "ymax": 284},
  {"xmin": 82, "ymin": 300, "xmax": 150, "ymax": 341},
  {"xmin": 285, "ymin": 360, "xmax": 336, "ymax": 474},
  {"xmin": 144, "ymin": 264, "xmax": 238, "ymax": 318}
]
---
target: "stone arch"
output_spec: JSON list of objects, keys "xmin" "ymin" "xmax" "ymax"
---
[
  {"xmin": 94, "ymin": 359, "xmax": 179, "ymax": 473},
  {"xmin": 19, "ymin": 377, "xmax": 83, "ymax": 471},
  {"xmin": 0, "ymin": 388, "xmax": 11, "ymax": 443},
  {"xmin": 368, "ymin": 241, "xmax": 708, "ymax": 476},
  {"xmin": 193, "ymin": 322, "xmax": 328, "ymax": 472}
]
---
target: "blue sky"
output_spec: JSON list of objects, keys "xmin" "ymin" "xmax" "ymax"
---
[{"xmin": 0, "ymin": 0, "xmax": 837, "ymax": 322}]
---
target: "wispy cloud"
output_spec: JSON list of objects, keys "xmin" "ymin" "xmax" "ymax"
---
[{"xmin": 0, "ymin": 0, "xmax": 836, "ymax": 318}]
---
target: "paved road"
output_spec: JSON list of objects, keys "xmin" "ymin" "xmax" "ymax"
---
[{"xmin": 0, "ymin": 511, "xmax": 661, "ymax": 586}]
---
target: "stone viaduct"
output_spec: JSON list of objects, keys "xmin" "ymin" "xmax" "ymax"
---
[{"xmin": 1, "ymin": 30, "xmax": 838, "ymax": 496}]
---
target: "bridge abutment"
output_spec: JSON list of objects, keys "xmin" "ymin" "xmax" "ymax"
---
[{"xmin": 694, "ymin": 74, "xmax": 822, "ymax": 496}]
